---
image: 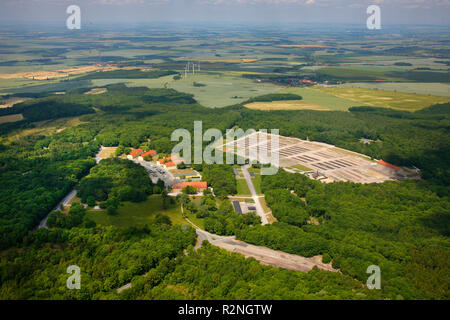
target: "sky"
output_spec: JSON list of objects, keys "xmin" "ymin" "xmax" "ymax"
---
[{"xmin": 0, "ymin": 0, "xmax": 449, "ymax": 25}]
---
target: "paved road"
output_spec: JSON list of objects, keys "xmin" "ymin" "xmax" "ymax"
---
[
  {"xmin": 95, "ymin": 146, "xmax": 104, "ymax": 164},
  {"xmin": 241, "ymin": 164, "xmax": 268, "ymax": 225},
  {"xmin": 195, "ymin": 229, "xmax": 234, "ymax": 250},
  {"xmin": 36, "ymin": 189, "xmax": 77, "ymax": 230}
]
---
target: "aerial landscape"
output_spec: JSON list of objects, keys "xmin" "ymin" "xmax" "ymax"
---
[{"xmin": 0, "ymin": 0, "xmax": 448, "ymax": 310}]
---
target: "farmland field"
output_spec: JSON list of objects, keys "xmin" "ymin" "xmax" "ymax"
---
[
  {"xmin": 0, "ymin": 113, "xmax": 23, "ymax": 124},
  {"xmin": 244, "ymin": 100, "xmax": 329, "ymax": 111},
  {"xmin": 342, "ymin": 82, "xmax": 450, "ymax": 97},
  {"xmin": 92, "ymin": 71, "xmax": 280, "ymax": 108},
  {"xmin": 278, "ymin": 87, "xmax": 366, "ymax": 111},
  {"xmin": 310, "ymin": 86, "xmax": 450, "ymax": 111}
]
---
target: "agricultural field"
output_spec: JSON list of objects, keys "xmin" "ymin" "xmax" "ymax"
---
[
  {"xmin": 277, "ymin": 87, "xmax": 365, "ymax": 111},
  {"xmin": 92, "ymin": 71, "xmax": 280, "ymax": 108},
  {"xmin": 245, "ymin": 100, "xmax": 329, "ymax": 111},
  {"xmin": 342, "ymin": 82, "xmax": 450, "ymax": 98},
  {"xmin": 0, "ymin": 113, "xmax": 23, "ymax": 124},
  {"xmin": 310, "ymin": 86, "xmax": 450, "ymax": 111}
]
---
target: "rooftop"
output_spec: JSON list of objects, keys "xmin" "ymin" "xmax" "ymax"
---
[
  {"xmin": 173, "ymin": 181, "xmax": 207, "ymax": 190},
  {"xmin": 129, "ymin": 148, "xmax": 143, "ymax": 157}
]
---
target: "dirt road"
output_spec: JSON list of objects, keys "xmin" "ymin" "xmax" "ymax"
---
[{"xmin": 196, "ymin": 229, "xmax": 336, "ymax": 273}]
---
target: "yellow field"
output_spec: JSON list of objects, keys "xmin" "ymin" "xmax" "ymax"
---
[
  {"xmin": 84, "ymin": 88, "xmax": 108, "ymax": 95},
  {"xmin": 197, "ymin": 58, "xmax": 259, "ymax": 63},
  {"xmin": 0, "ymin": 97, "xmax": 29, "ymax": 108},
  {"xmin": 0, "ymin": 114, "xmax": 23, "ymax": 124},
  {"xmin": 0, "ymin": 65, "xmax": 118, "ymax": 80},
  {"xmin": 275, "ymin": 44, "xmax": 328, "ymax": 48},
  {"xmin": 244, "ymin": 100, "xmax": 330, "ymax": 111},
  {"xmin": 99, "ymin": 147, "xmax": 117, "ymax": 159},
  {"xmin": 310, "ymin": 86, "xmax": 450, "ymax": 111}
]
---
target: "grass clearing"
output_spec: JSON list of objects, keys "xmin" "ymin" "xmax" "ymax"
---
[
  {"xmin": 184, "ymin": 196, "xmax": 206, "ymax": 229},
  {"xmin": 248, "ymin": 168, "xmax": 262, "ymax": 194},
  {"xmin": 236, "ymin": 178, "xmax": 251, "ymax": 195},
  {"xmin": 98, "ymin": 147, "xmax": 117, "ymax": 160},
  {"xmin": 85, "ymin": 195, "xmax": 190, "ymax": 228},
  {"xmin": 5, "ymin": 116, "xmax": 82, "ymax": 142}
]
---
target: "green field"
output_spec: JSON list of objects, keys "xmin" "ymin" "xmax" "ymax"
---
[
  {"xmin": 310, "ymin": 86, "xmax": 450, "ymax": 111},
  {"xmin": 236, "ymin": 178, "xmax": 251, "ymax": 195},
  {"xmin": 91, "ymin": 71, "xmax": 280, "ymax": 108},
  {"xmin": 248, "ymin": 168, "xmax": 262, "ymax": 195},
  {"xmin": 316, "ymin": 67, "xmax": 401, "ymax": 81},
  {"xmin": 85, "ymin": 194, "xmax": 204, "ymax": 229}
]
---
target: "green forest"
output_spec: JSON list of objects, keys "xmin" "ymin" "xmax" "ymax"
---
[{"xmin": 238, "ymin": 170, "xmax": 449, "ymax": 299}]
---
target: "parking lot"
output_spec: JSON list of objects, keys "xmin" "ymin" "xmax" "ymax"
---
[{"xmin": 132, "ymin": 160, "xmax": 174, "ymax": 186}]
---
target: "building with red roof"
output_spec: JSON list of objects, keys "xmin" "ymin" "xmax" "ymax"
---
[
  {"xmin": 164, "ymin": 161, "xmax": 177, "ymax": 169},
  {"xmin": 158, "ymin": 157, "xmax": 172, "ymax": 164},
  {"xmin": 127, "ymin": 148, "xmax": 143, "ymax": 160},
  {"xmin": 138, "ymin": 150, "xmax": 156, "ymax": 161},
  {"xmin": 377, "ymin": 160, "xmax": 401, "ymax": 171},
  {"xmin": 172, "ymin": 181, "xmax": 207, "ymax": 192}
]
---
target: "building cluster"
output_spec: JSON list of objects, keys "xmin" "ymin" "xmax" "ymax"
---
[
  {"xmin": 127, "ymin": 148, "xmax": 157, "ymax": 161},
  {"xmin": 127, "ymin": 147, "xmax": 208, "ymax": 194}
]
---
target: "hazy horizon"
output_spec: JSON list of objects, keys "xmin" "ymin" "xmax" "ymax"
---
[{"xmin": 0, "ymin": 0, "xmax": 449, "ymax": 26}]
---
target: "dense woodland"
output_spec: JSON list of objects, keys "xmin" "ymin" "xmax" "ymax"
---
[
  {"xmin": 0, "ymin": 98, "xmax": 95, "ymax": 122},
  {"xmin": 237, "ymin": 170, "xmax": 449, "ymax": 299},
  {"xmin": 78, "ymin": 158, "xmax": 154, "ymax": 205},
  {"xmin": 119, "ymin": 244, "xmax": 384, "ymax": 300},
  {"xmin": 243, "ymin": 93, "xmax": 303, "ymax": 104},
  {"xmin": 0, "ymin": 224, "xmax": 196, "ymax": 299},
  {"xmin": 0, "ymin": 85, "xmax": 448, "ymax": 299}
]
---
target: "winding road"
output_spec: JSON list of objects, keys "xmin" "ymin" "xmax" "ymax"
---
[{"xmin": 36, "ymin": 189, "xmax": 77, "ymax": 230}]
